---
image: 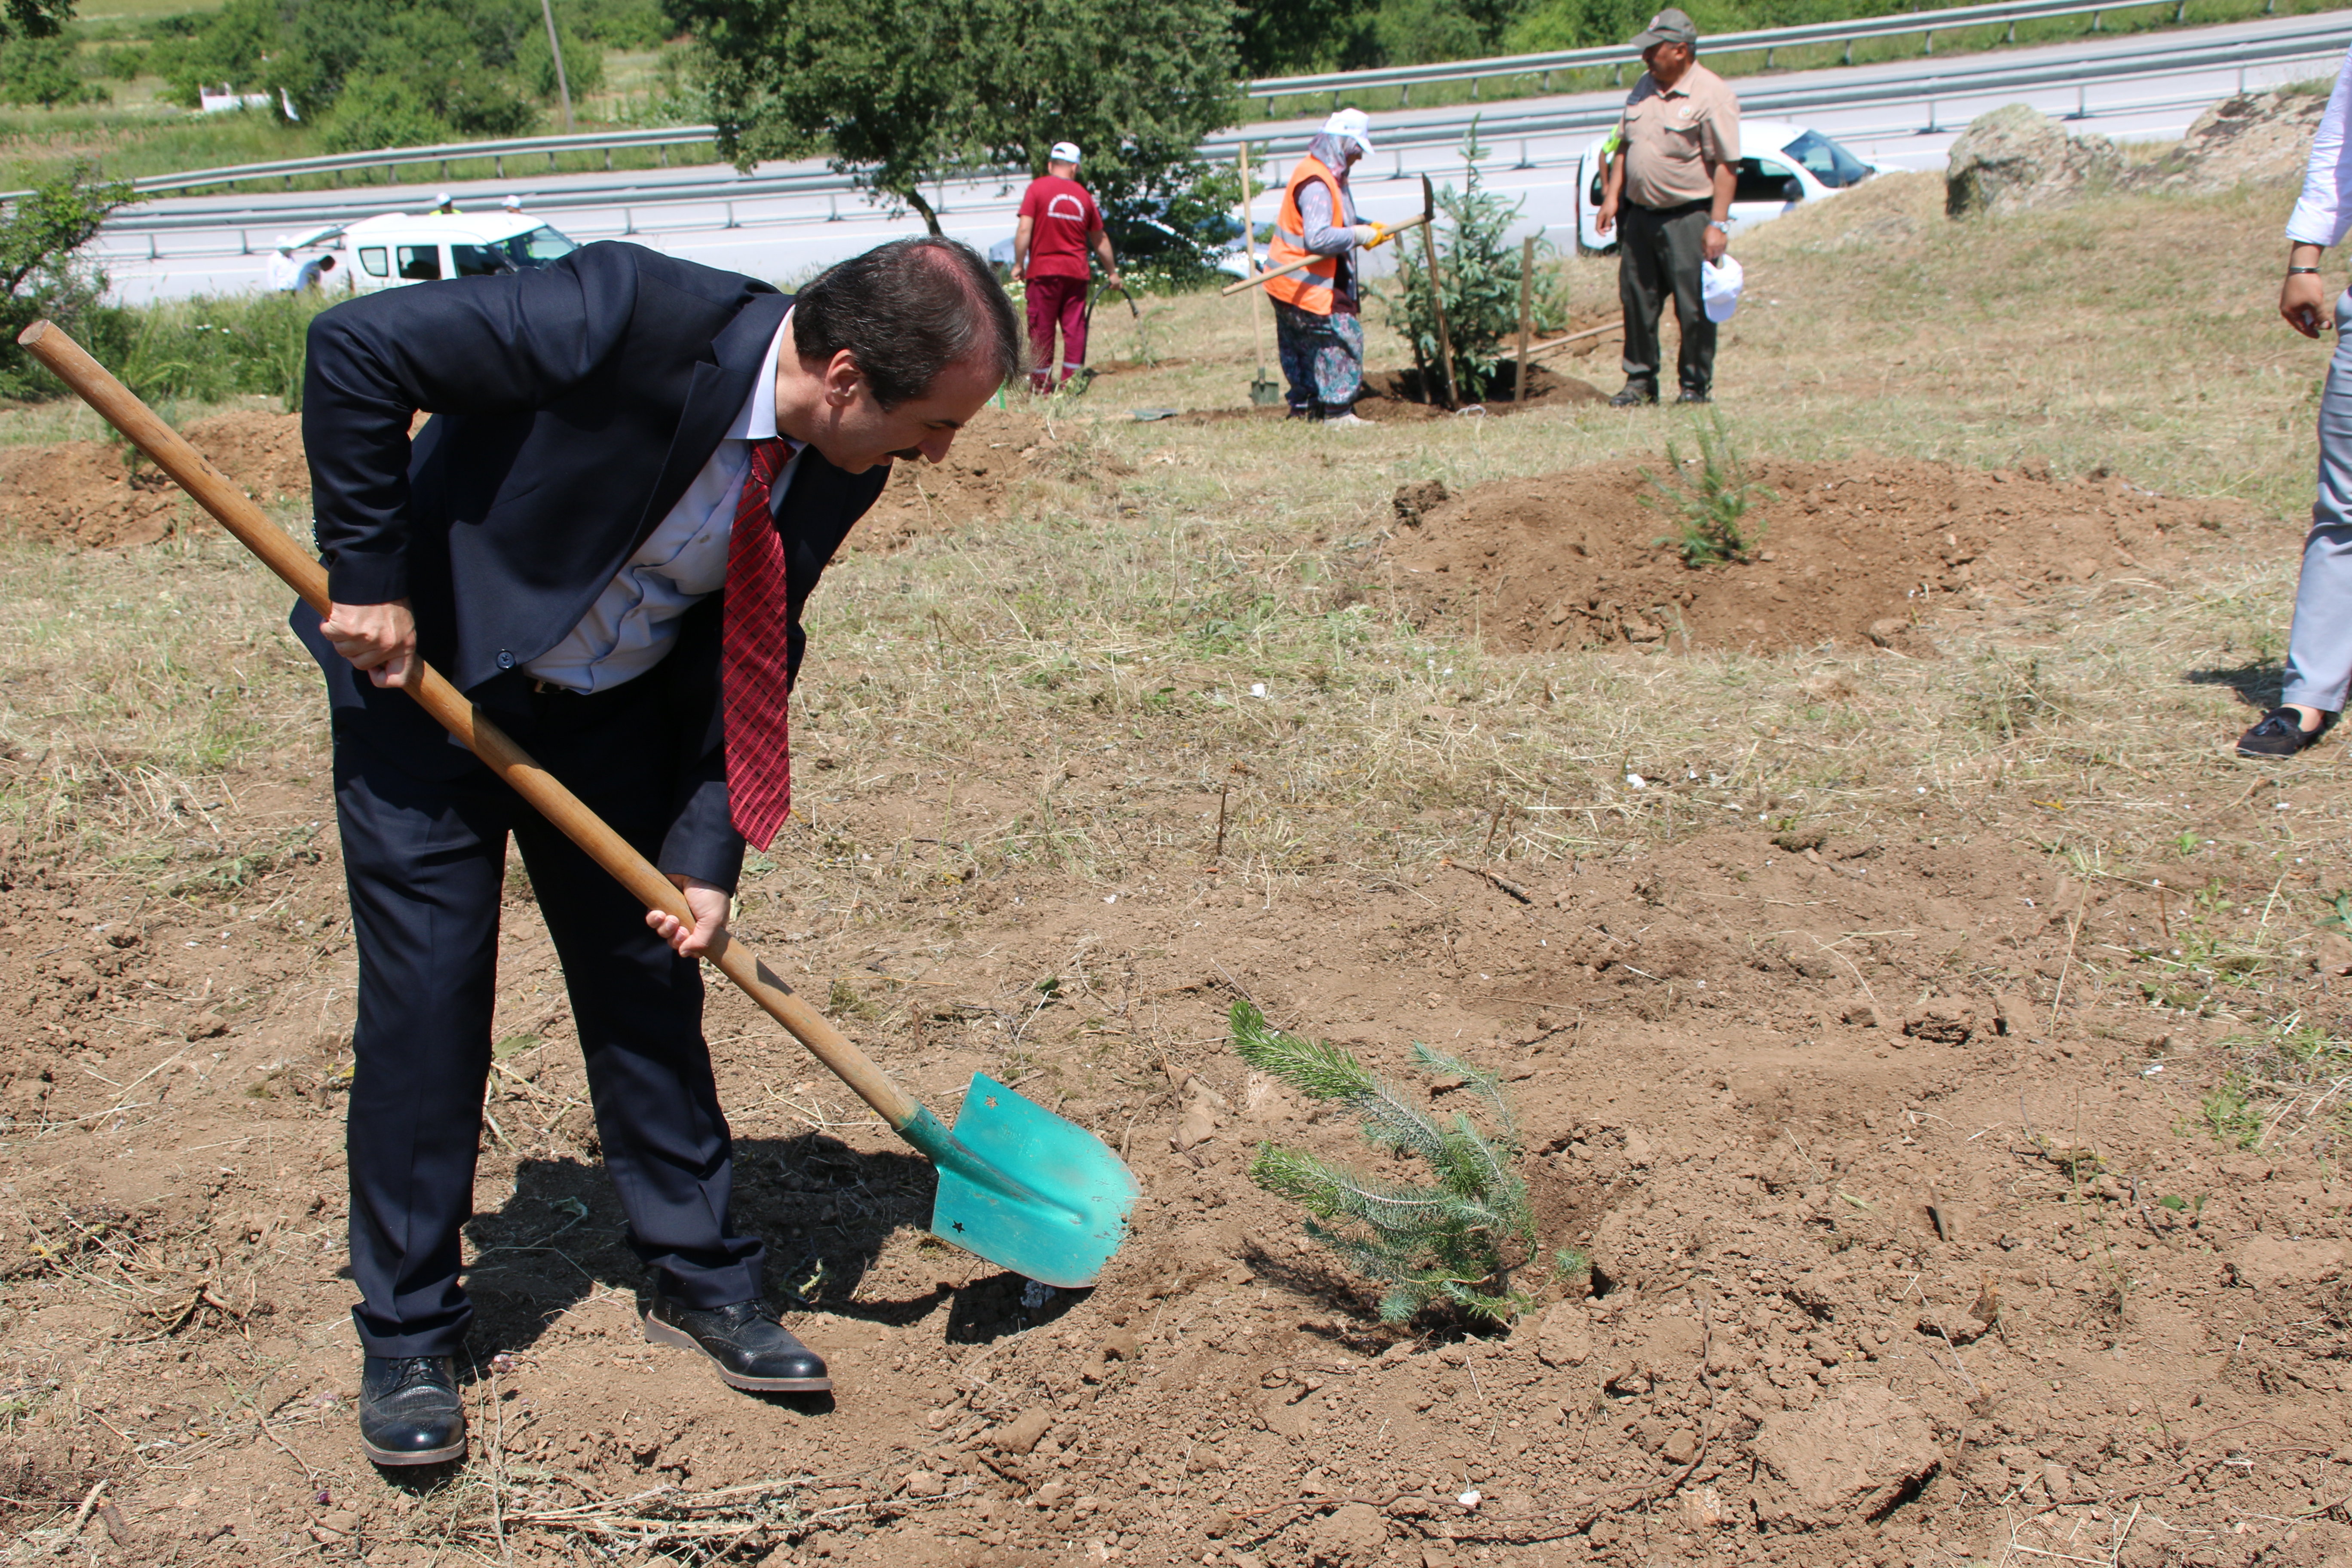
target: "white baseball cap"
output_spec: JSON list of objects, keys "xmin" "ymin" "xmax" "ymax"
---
[
  {"xmin": 1322, "ymin": 108, "xmax": 1375, "ymax": 157},
  {"xmin": 500, "ymin": 193, "xmax": 522, "ymax": 210},
  {"xmin": 1702, "ymin": 254, "xmax": 1744, "ymax": 323},
  {"xmin": 1050, "ymin": 141, "xmax": 1082, "ymax": 165}
]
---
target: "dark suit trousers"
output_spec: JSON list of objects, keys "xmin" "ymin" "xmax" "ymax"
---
[
  {"xmin": 328, "ymin": 662, "xmax": 763, "ymax": 1358},
  {"xmin": 1617, "ymin": 199, "xmax": 1718, "ymax": 398}
]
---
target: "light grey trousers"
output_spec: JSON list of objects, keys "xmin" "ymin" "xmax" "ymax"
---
[{"xmin": 2285, "ymin": 288, "xmax": 2352, "ymax": 714}]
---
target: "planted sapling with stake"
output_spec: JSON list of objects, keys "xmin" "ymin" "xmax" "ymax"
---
[{"xmin": 1228, "ymin": 1000, "xmax": 1537, "ymax": 1325}]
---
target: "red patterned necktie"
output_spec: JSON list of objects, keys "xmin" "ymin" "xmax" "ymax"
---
[{"xmin": 722, "ymin": 436, "xmax": 799, "ymax": 850}]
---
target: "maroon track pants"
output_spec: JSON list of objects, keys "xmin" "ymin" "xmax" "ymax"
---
[{"xmin": 1025, "ymin": 273, "xmax": 1089, "ymax": 389}]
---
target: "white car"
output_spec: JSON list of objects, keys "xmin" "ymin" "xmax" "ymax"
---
[
  {"xmin": 337, "ymin": 209, "xmax": 582, "ymax": 293},
  {"xmin": 1573, "ymin": 119, "xmax": 1878, "ymax": 255}
]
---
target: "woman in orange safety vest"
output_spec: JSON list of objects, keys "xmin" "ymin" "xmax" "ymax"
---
[{"xmin": 1265, "ymin": 109, "xmax": 1392, "ymax": 426}]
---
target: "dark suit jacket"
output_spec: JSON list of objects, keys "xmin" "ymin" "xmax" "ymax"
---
[{"xmin": 297, "ymin": 242, "xmax": 890, "ymax": 891}]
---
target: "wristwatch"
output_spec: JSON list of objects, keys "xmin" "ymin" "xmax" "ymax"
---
[{"xmin": 2289, "ymin": 266, "xmax": 2323, "ymax": 276}]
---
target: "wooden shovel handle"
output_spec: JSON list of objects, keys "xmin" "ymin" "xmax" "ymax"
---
[
  {"xmin": 1216, "ymin": 211, "xmax": 1431, "ymax": 296},
  {"xmin": 15, "ymin": 319, "xmax": 920, "ymax": 1131}
]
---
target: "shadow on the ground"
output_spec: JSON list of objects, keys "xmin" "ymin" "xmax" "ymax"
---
[
  {"xmin": 457, "ymin": 1131, "xmax": 1090, "ymax": 1356},
  {"xmin": 2185, "ymin": 662, "xmax": 2282, "ymax": 711}
]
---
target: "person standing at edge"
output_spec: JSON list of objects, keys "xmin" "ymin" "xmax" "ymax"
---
[
  {"xmin": 1594, "ymin": 8, "xmax": 1740, "ymax": 407},
  {"xmin": 2244, "ymin": 38, "xmax": 2352, "ymax": 756},
  {"xmin": 1266, "ymin": 108, "xmax": 1393, "ymax": 426},
  {"xmin": 297, "ymin": 236, "xmax": 1018, "ymax": 1465},
  {"xmin": 1013, "ymin": 141, "xmax": 1122, "ymax": 394}
]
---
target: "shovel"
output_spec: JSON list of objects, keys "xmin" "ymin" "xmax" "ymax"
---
[{"xmin": 17, "ymin": 319, "xmax": 1141, "ymax": 1290}]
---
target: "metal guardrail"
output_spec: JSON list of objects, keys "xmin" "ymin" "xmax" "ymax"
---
[
  {"xmin": 12, "ymin": 125, "xmax": 728, "ymax": 203},
  {"xmin": 15, "ymin": 3, "xmax": 2343, "ymax": 213},
  {"xmin": 1239, "ymin": 0, "xmax": 2311, "ymax": 104}
]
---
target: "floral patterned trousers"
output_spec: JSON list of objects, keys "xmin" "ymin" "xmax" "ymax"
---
[{"xmin": 1273, "ymin": 301, "xmax": 1364, "ymax": 417}]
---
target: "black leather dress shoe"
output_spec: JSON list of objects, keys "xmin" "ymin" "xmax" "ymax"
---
[
  {"xmin": 643, "ymin": 1297, "xmax": 832, "ymax": 1392},
  {"xmin": 2237, "ymin": 706, "xmax": 2335, "ymax": 758},
  {"xmin": 358, "ymin": 1355, "xmax": 466, "ymax": 1466},
  {"xmin": 1676, "ymin": 389, "xmax": 1712, "ymax": 404},
  {"xmin": 1608, "ymin": 385, "xmax": 1657, "ymax": 407}
]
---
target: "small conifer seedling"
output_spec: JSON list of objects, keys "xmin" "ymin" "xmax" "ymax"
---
[{"xmin": 1229, "ymin": 1000, "xmax": 1537, "ymax": 1324}]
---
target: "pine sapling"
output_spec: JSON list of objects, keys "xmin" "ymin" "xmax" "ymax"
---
[
  {"xmin": 1641, "ymin": 410, "xmax": 1776, "ymax": 566},
  {"xmin": 1228, "ymin": 1000, "xmax": 1537, "ymax": 1325}
]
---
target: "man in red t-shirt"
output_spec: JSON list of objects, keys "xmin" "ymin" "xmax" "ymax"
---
[{"xmin": 1013, "ymin": 141, "xmax": 1122, "ymax": 393}]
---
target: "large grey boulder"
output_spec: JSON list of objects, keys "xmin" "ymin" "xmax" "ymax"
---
[
  {"xmin": 2132, "ymin": 86, "xmax": 2328, "ymax": 194},
  {"xmin": 1945, "ymin": 103, "xmax": 2120, "ymax": 217}
]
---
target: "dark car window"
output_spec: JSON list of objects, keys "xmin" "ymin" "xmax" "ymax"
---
[
  {"xmin": 358, "ymin": 246, "xmax": 388, "ymax": 277},
  {"xmin": 395, "ymin": 245, "xmax": 442, "ymax": 281},
  {"xmin": 1734, "ymin": 158, "xmax": 1803, "ymax": 204},
  {"xmin": 450, "ymin": 243, "xmax": 510, "ymax": 277},
  {"xmin": 1782, "ymin": 129, "xmax": 1872, "ymax": 190}
]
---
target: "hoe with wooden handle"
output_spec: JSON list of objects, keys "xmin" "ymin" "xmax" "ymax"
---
[
  {"xmin": 17, "ymin": 319, "xmax": 1140, "ymax": 1289},
  {"xmin": 1219, "ymin": 170, "xmax": 1436, "ymax": 297}
]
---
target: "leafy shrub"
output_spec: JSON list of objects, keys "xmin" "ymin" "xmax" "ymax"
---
[
  {"xmin": 0, "ymin": 167, "xmax": 132, "ymax": 402},
  {"xmin": 1229, "ymin": 1000, "xmax": 1537, "ymax": 1325},
  {"xmin": 1641, "ymin": 411, "xmax": 1775, "ymax": 565},
  {"xmin": 0, "ymin": 34, "xmax": 103, "ymax": 106}
]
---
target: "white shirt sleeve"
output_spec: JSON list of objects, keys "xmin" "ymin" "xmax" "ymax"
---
[{"xmin": 2287, "ymin": 43, "xmax": 2352, "ymax": 248}]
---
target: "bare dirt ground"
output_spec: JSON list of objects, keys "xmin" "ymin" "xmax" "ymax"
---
[{"xmin": 3, "ymin": 171, "xmax": 2351, "ymax": 1568}]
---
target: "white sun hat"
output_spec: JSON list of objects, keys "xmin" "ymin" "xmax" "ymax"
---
[
  {"xmin": 1703, "ymin": 253, "xmax": 1744, "ymax": 323},
  {"xmin": 1050, "ymin": 141, "xmax": 1082, "ymax": 165},
  {"xmin": 1322, "ymin": 107, "xmax": 1375, "ymax": 157}
]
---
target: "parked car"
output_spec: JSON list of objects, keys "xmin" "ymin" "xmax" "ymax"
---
[
  {"xmin": 1573, "ymin": 120, "xmax": 1877, "ymax": 255},
  {"xmin": 338, "ymin": 209, "xmax": 581, "ymax": 293}
]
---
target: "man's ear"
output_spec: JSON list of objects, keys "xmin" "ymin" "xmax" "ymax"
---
[{"xmin": 822, "ymin": 349, "xmax": 864, "ymax": 408}]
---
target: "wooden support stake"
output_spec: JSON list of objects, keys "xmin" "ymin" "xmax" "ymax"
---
[
  {"xmin": 1420, "ymin": 217, "xmax": 1461, "ymax": 410},
  {"xmin": 1238, "ymin": 143, "xmax": 1271, "ymax": 386},
  {"xmin": 1515, "ymin": 234, "xmax": 1535, "ymax": 406}
]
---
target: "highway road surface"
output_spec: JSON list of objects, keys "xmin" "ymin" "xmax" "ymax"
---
[{"xmin": 85, "ymin": 8, "xmax": 2352, "ymax": 303}]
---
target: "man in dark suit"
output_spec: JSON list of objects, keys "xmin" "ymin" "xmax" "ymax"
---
[{"xmin": 295, "ymin": 236, "xmax": 1017, "ymax": 1465}]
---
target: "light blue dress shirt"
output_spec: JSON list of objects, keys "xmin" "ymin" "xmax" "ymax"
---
[{"xmin": 523, "ymin": 313, "xmax": 802, "ymax": 693}]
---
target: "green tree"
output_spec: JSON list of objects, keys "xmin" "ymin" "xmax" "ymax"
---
[
  {"xmin": 1, "ymin": 0, "xmax": 74, "ymax": 43},
  {"xmin": 0, "ymin": 167, "xmax": 134, "ymax": 402},
  {"xmin": 1229, "ymin": 0, "xmax": 1376, "ymax": 75},
  {"xmin": 1384, "ymin": 149, "xmax": 1568, "ymax": 403},
  {"xmin": 677, "ymin": 0, "xmax": 1240, "ymax": 238},
  {"xmin": 147, "ymin": 0, "xmax": 592, "ymax": 137},
  {"xmin": 0, "ymin": 32, "xmax": 99, "ymax": 105}
]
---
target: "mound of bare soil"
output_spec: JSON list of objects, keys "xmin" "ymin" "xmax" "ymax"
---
[
  {"xmin": 0, "ymin": 410, "xmax": 306, "ymax": 549},
  {"xmin": 1358, "ymin": 361, "xmax": 1608, "ymax": 418},
  {"xmin": 851, "ymin": 405, "xmax": 1087, "ymax": 551},
  {"xmin": 6, "ymin": 779, "xmax": 2352, "ymax": 1567},
  {"xmin": 1385, "ymin": 454, "xmax": 2241, "ymax": 654}
]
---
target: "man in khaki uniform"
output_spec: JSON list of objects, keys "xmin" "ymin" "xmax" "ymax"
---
[{"xmin": 1595, "ymin": 8, "xmax": 1740, "ymax": 405}]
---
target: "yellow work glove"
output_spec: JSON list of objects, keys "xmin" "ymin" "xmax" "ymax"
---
[{"xmin": 1359, "ymin": 222, "xmax": 1393, "ymax": 249}]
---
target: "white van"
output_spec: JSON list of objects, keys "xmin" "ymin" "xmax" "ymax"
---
[
  {"xmin": 1573, "ymin": 120, "xmax": 1879, "ymax": 255},
  {"xmin": 341, "ymin": 209, "xmax": 582, "ymax": 293}
]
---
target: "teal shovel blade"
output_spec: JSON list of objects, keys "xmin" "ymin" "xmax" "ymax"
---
[{"xmin": 901, "ymin": 1073, "xmax": 1139, "ymax": 1289}]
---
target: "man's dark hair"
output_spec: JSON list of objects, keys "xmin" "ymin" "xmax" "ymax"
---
[{"xmin": 791, "ymin": 236, "xmax": 1020, "ymax": 409}]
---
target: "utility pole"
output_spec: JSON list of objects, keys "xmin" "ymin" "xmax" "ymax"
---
[{"xmin": 539, "ymin": 0, "xmax": 575, "ymax": 132}]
